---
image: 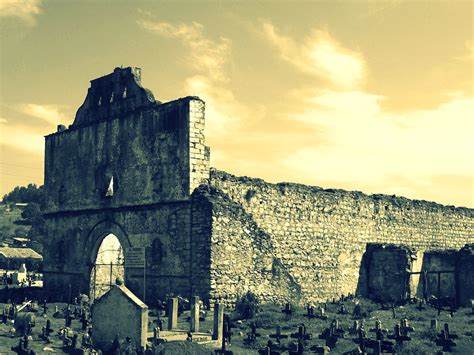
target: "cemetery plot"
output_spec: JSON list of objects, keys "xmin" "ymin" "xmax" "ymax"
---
[{"xmin": 0, "ymin": 296, "xmax": 473, "ymax": 354}]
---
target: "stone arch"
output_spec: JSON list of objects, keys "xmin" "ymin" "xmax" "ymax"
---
[
  {"xmin": 87, "ymin": 220, "xmax": 131, "ymax": 264},
  {"xmin": 85, "ymin": 220, "xmax": 131, "ymax": 298}
]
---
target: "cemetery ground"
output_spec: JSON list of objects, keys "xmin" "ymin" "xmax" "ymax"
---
[{"xmin": 0, "ymin": 297, "xmax": 473, "ymax": 354}]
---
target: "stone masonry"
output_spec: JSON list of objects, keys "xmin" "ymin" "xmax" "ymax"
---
[{"xmin": 43, "ymin": 67, "xmax": 474, "ymax": 307}]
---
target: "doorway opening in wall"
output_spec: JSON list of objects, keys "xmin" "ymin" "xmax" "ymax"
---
[{"xmin": 90, "ymin": 233, "xmax": 125, "ymax": 301}]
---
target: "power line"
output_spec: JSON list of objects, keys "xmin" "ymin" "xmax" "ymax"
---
[
  {"xmin": 0, "ymin": 162, "xmax": 43, "ymax": 170},
  {"xmin": 1, "ymin": 172, "xmax": 42, "ymax": 180}
]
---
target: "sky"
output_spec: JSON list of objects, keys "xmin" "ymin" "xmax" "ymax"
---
[{"xmin": 0, "ymin": 0, "xmax": 473, "ymax": 208}]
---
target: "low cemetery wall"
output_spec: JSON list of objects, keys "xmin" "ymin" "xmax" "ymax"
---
[{"xmin": 209, "ymin": 169, "xmax": 473, "ymax": 305}]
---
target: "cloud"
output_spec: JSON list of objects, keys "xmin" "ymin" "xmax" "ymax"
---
[
  {"xmin": 282, "ymin": 91, "xmax": 474, "ymax": 206},
  {"xmin": 0, "ymin": 0, "xmax": 43, "ymax": 25},
  {"xmin": 138, "ymin": 19, "xmax": 262, "ymax": 142},
  {"xmin": 262, "ymin": 23, "xmax": 366, "ymax": 89},
  {"xmin": 0, "ymin": 122, "xmax": 44, "ymax": 155},
  {"xmin": 138, "ymin": 20, "xmax": 231, "ymax": 82},
  {"xmin": 0, "ymin": 104, "xmax": 69, "ymax": 155},
  {"xmin": 18, "ymin": 103, "xmax": 66, "ymax": 126}
]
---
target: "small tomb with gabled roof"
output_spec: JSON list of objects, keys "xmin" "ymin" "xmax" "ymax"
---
[{"xmin": 91, "ymin": 279, "xmax": 148, "ymax": 349}]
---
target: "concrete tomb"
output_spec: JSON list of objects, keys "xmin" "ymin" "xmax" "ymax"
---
[{"xmin": 91, "ymin": 280, "xmax": 148, "ymax": 349}]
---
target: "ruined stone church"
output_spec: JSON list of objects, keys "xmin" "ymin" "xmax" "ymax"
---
[{"xmin": 43, "ymin": 67, "xmax": 473, "ymax": 306}]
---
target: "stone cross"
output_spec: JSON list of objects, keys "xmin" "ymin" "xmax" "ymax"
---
[
  {"xmin": 223, "ymin": 315, "xmax": 233, "ymax": 346},
  {"xmin": 436, "ymin": 329, "xmax": 457, "ymax": 352},
  {"xmin": 281, "ymin": 303, "xmax": 293, "ymax": 317},
  {"xmin": 42, "ymin": 300, "xmax": 48, "ymax": 315},
  {"xmin": 167, "ymin": 297, "xmax": 178, "ymax": 330},
  {"xmin": 417, "ymin": 299, "xmax": 425, "ymax": 311},
  {"xmin": 400, "ymin": 318, "xmax": 414, "ymax": 336},
  {"xmin": 338, "ymin": 304, "xmax": 349, "ymax": 315},
  {"xmin": 214, "ymin": 330, "xmax": 234, "ymax": 355},
  {"xmin": 352, "ymin": 304, "xmax": 362, "ymax": 319},
  {"xmin": 270, "ymin": 325, "xmax": 288, "ymax": 344},
  {"xmin": 305, "ymin": 305, "xmax": 316, "ymax": 319},
  {"xmin": 350, "ymin": 320, "xmax": 359, "ymax": 336},
  {"xmin": 388, "ymin": 324, "xmax": 410, "ymax": 346},
  {"xmin": 258, "ymin": 341, "xmax": 282, "ymax": 355},
  {"xmin": 212, "ymin": 303, "xmax": 224, "ymax": 342},
  {"xmin": 246, "ymin": 322, "xmax": 261, "ymax": 344},
  {"xmin": 317, "ymin": 306, "xmax": 328, "ymax": 320},
  {"xmin": 291, "ymin": 323, "xmax": 312, "ymax": 342},
  {"xmin": 190, "ymin": 296, "xmax": 200, "ymax": 332},
  {"xmin": 288, "ymin": 339, "xmax": 304, "ymax": 355}
]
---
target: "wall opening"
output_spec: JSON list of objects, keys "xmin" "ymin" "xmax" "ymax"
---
[{"xmin": 90, "ymin": 233, "xmax": 124, "ymax": 301}]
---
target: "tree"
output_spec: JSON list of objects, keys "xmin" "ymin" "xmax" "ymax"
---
[
  {"xmin": 21, "ymin": 202, "xmax": 41, "ymax": 222},
  {"xmin": 2, "ymin": 184, "xmax": 44, "ymax": 206}
]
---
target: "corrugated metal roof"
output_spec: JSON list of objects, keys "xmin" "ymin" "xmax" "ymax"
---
[{"xmin": 0, "ymin": 247, "xmax": 43, "ymax": 260}]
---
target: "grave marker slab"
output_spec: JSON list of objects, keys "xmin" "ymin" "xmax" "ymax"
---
[
  {"xmin": 212, "ymin": 303, "xmax": 224, "ymax": 342},
  {"xmin": 167, "ymin": 297, "xmax": 178, "ymax": 330},
  {"xmin": 190, "ymin": 296, "xmax": 200, "ymax": 332}
]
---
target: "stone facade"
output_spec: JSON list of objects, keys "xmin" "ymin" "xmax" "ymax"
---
[{"xmin": 43, "ymin": 67, "xmax": 474, "ymax": 307}]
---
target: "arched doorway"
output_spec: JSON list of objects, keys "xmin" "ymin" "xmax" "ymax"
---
[{"xmin": 90, "ymin": 233, "xmax": 125, "ymax": 300}]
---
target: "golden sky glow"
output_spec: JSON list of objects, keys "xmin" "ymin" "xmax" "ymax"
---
[{"xmin": 0, "ymin": 0, "xmax": 473, "ymax": 207}]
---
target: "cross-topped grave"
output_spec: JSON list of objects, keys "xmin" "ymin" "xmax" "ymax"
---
[
  {"xmin": 214, "ymin": 334, "xmax": 234, "ymax": 355},
  {"xmin": 387, "ymin": 324, "xmax": 410, "ymax": 347},
  {"xmin": 319, "ymin": 320, "xmax": 343, "ymax": 350},
  {"xmin": 245, "ymin": 322, "xmax": 261, "ymax": 345},
  {"xmin": 269, "ymin": 325, "xmax": 288, "ymax": 344},
  {"xmin": 258, "ymin": 340, "xmax": 282, "ymax": 355},
  {"xmin": 436, "ymin": 330, "xmax": 457, "ymax": 352},
  {"xmin": 338, "ymin": 304, "xmax": 349, "ymax": 315},
  {"xmin": 281, "ymin": 303, "xmax": 293, "ymax": 317},
  {"xmin": 317, "ymin": 305, "xmax": 328, "ymax": 320},
  {"xmin": 305, "ymin": 305, "xmax": 316, "ymax": 319},
  {"xmin": 350, "ymin": 320, "xmax": 359, "ymax": 336},
  {"xmin": 352, "ymin": 303, "xmax": 362, "ymax": 319},
  {"xmin": 288, "ymin": 339, "xmax": 304, "ymax": 355},
  {"xmin": 399, "ymin": 318, "xmax": 414, "ymax": 337},
  {"xmin": 291, "ymin": 323, "xmax": 312, "ymax": 342}
]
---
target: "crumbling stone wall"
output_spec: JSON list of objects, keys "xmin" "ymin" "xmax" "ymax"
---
[
  {"xmin": 43, "ymin": 67, "xmax": 211, "ymax": 301},
  {"xmin": 43, "ymin": 67, "xmax": 473, "ymax": 306},
  {"xmin": 196, "ymin": 186, "xmax": 301, "ymax": 305},
  {"xmin": 456, "ymin": 244, "xmax": 474, "ymax": 306},
  {"xmin": 209, "ymin": 169, "xmax": 473, "ymax": 304},
  {"xmin": 44, "ymin": 67, "xmax": 209, "ymax": 213}
]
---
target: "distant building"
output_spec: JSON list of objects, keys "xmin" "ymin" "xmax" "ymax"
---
[
  {"xmin": 12, "ymin": 237, "xmax": 31, "ymax": 248},
  {"xmin": 14, "ymin": 203, "xmax": 29, "ymax": 210},
  {"xmin": 0, "ymin": 247, "xmax": 43, "ymax": 270}
]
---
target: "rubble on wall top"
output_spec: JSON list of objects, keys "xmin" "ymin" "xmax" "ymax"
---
[{"xmin": 210, "ymin": 168, "xmax": 474, "ymax": 214}]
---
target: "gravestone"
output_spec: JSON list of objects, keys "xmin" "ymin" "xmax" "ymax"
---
[
  {"xmin": 190, "ymin": 296, "xmax": 200, "ymax": 332},
  {"xmin": 91, "ymin": 281, "xmax": 148, "ymax": 349},
  {"xmin": 167, "ymin": 297, "xmax": 178, "ymax": 330},
  {"xmin": 212, "ymin": 303, "xmax": 224, "ymax": 342}
]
